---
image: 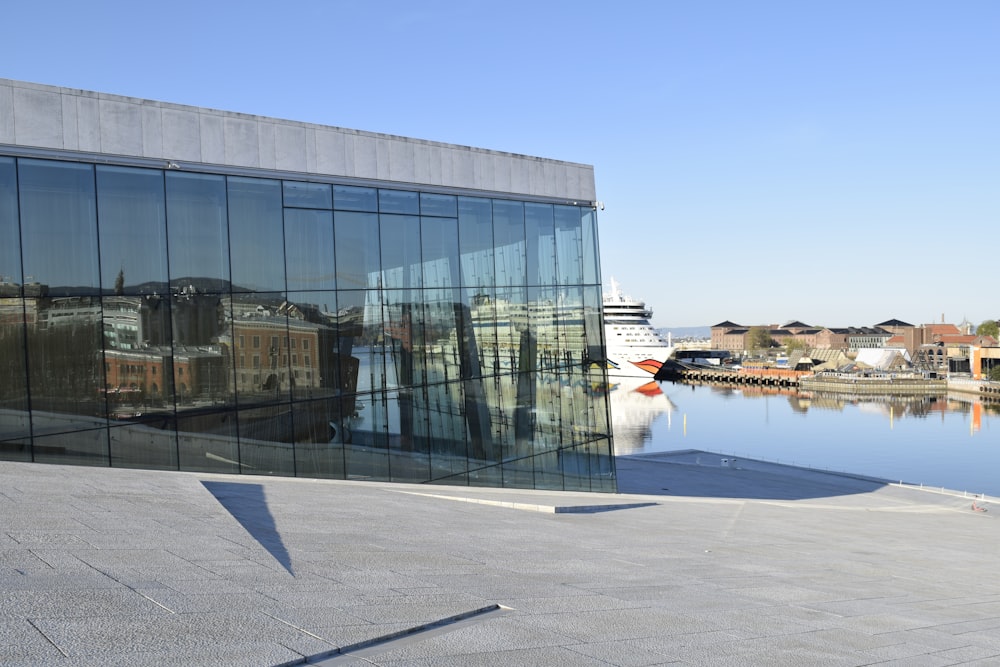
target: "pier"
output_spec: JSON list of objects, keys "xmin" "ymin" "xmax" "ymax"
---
[{"xmin": 658, "ymin": 365, "xmax": 807, "ymax": 388}]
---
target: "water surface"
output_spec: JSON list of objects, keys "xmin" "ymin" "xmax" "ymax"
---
[{"xmin": 609, "ymin": 378, "xmax": 999, "ymax": 497}]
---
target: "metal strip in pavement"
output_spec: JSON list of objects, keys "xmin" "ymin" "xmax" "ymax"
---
[
  {"xmin": 395, "ymin": 490, "xmax": 657, "ymax": 513},
  {"xmin": 286, "ymin": 604, "xmax": 511, "ymax": 666}
]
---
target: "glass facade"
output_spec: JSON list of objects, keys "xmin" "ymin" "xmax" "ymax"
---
[{"xmin": 0, "ymin": 155, "xmax": 615, "ymax": 491}]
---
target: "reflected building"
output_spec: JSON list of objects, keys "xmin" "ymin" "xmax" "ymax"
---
[{"xmin": 0, "ymin": 79, "xmax": 614, "ymax": 491}]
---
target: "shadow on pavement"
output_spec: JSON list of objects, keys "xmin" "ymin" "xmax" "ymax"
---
[
  {"xmin": 614, "ymin": 452, "xmax": 888, "ymax": 501},
  {"xmin": 202, "ymin": 481, "xmax": 294, "ymax": 575}
]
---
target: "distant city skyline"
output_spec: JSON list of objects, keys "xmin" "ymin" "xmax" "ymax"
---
[{"xmin": 3, "ymin": 0, "xmax": 998, "ymax": 327}]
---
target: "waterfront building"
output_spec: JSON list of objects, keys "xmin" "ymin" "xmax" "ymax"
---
[
  {"xmin": 711, "ymin": 317, "xmax": 999, "ymax": 379},
  {"xmin": 0, "ymin": 79, "xmax": 614, "ymax": 491}
]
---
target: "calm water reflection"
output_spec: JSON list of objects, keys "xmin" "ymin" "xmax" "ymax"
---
[{"xmin": 609, "ymin": 378, "xmax": 1000, "ymax": 497}]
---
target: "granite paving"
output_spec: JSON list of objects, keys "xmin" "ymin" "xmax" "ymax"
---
[{"xmin": 1, "ymin": 450, "xmax": 998, "ymax": 666}]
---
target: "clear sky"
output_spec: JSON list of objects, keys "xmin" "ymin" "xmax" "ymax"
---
[{"xmin": 4, "ymin": 1, "xmax": 998, "ymax": 328}]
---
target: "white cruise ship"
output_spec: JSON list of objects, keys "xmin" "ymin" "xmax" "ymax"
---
[{"xmin": 603, "ymin": 277, "xmax": 676, "ymax": 377}]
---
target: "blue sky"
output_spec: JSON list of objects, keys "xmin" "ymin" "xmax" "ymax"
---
[{"xmin": 4, "ymin": 1, "xmax": 998, "ymax": 328}]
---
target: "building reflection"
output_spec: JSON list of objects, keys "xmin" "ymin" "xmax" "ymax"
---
[
  {"xmin": 607, "ymin": 378, "xmax": 676, "ymax": 455},
  {"xmin": 1, "ymin": 155, "xmax": 613, "ymax": 490}
]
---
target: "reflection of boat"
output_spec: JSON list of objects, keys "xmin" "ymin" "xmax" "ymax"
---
[
  {"xmin": 603, "ymin": 277, "xmax": 675, "ymax": 377},
  {"xmin": 608, "ymin": 377, "xmax": 676, "ymax": 455}
]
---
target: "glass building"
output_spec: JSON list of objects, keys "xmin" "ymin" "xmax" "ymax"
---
[{"xmin": 0, "ymin": 79, "xmax": 615, "ymax": 491}]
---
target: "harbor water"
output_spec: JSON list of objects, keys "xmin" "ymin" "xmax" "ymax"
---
[{"xmin": 609, "ymin": 377, "xmax": 1000, "ymax": 497}]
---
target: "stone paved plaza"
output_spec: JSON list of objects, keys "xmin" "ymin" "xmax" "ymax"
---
[{"xmin": 2, "ymin": 451, "xmax": 999, "ymax": 666}]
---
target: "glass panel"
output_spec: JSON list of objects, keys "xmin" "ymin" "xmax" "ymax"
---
[
  {"xmin": 236, "ymin": 401, "xmax": 296, "ymax": 477},
  {"xmin": 165, "ymin": 172, "xmax": 230, "ymax": 285},
  {"xmin": 176, "ymin": 410, "xmax": 239, "ymax": 473},
  {"xmin": 426, "ymin": 379, "xmax": 469, "ymax": 485},
  {"xmin": 103, "ymin": 296, "xmax": 166, "ymax": 401},
  {"xmin": 458, "ymin": 196, "xmax": 494, "ymax": 289},
  {"xmin": 387, "ymin": 383, "xmax": 430, "ymax": 483},
  {"xmin": 384, "ymin": 288, "xmax": 420, "ymax": 388},
  {"xmin": 19, "ymin": 159, "xmax": 99, "ymax": 294},
  {"xmin": 454, "ymin": 287, "xmax": 498, "ymax": 478},
  {"xmin": 284, "ymin": 209, "xmax": 336, "ymax": 292},
  {"xmin": 419, "ymin": 193, "xmax": 457, "ymax": 217},
  {"xmin": 561, "ymin": 442, "xmax": 592, "ymax": 492},
  {"xmin": 420, "ymin": 216, "xmax": 459, "ymax": 289},
  {"xmin": 32, "ymin": 427, "xmax": 109, "ymax": 466},
  {"xmin": 422, "ymin": 287, "xmax": 461, "ymax": 386},
  {"xmin": 378, "ymin": 189, "xmax": 419, "ymax": 214},
  {"xmin": 229, "ymin": 177, "xmax": 285, "ymax": 293},
  {"xmin": 525, "ymin": 203, "xmax": 556, "ymax": 287},
  {"xmin": 459, "ymin": 288, "xmax": 494, "ymax": 380},
  {"xmin": 283, "ymin": 180, "xmax": 332, "ymax": 209},
  {"xmin": 554, "ymin": 205, "xmax": 584, "ymax": 286},
  {"xmin": 26, "ymin": 294, "xmax": 106, "ymax": 427},
  {"xmin": 492, "ymin": 199, "xmax": 525, "ymax": 288},
  {"xmin": 287, "ymin": 302, "xmax": 332, "ymax": 402},
  {"xmin": 468, "ymin": 458, "xmax": 503, "ymax": 488},
  {"xmin": 0, "ymin": 296, "xmax": 31, "ymax": 450},
  {"xmin": 335, "ymin": 289, "xmax": 383, "ymax": 396},
  {"xmin": 553, "ymin": 286, "xmax": 587, "ymax": 371},
  {"xmin": 171, "ymin": 343, "xmax": 233, "ymax": 408},
  {"xmin": 103, "ymin": 294, "xmax": 178, "ymax": 470},
  {"xmin": 0, "ymin": 158, "xmax": 30, "ymax": 454},
  {"xmin": 334, "ymin": 211, "xmax": 380, "ymax": 290},
  {"xmin": 592, "ymin": 438, "xmax": 617, "ymax": 492},
  {"xmin": 231, "ymin": 295, "xmax": 292, "ymax": 406},
  {"xmin": 96, "ymin": 165, "xmax": 168, "ymax": 295},
  {"xmin": 292, "ymin": 397, "xmax": 346, "ymax": 478},
  {"xmin": 531, "ymin": 368, "xmax": 564, "ymax": 456},
  {"xmin": 529, "ymin": 286, "xmax": 560, "ymax": 372},
  {"xmin": 0, "ymin": 158, "xmax": 22, "ymax": 289},
  {"xmin": 421, "ymin": 287, "xmax": 471, "ymax": 484},
  {"xmin": 168, "ymin": 282, "xmax": 237, "ymax": 472},
  {"xmin": 533, "ymin": 450, "xmax": 564, "ymax": 490},
  {"xmin": 379, "ymin": 214, "xmax": 421, "ymax": 289},
  {"xmin": 345, "ymin": 390, "xmax": 390, "ymax": 481},
  {"xmin": 581, "ymin": 207, "xmax": 601, "ymax": 285},
  {"xmin": 583, "ymin": 285, "xmax": 605, "ymax": 367},
  {"xmin": 494, "ymin": 286, "xmax": 526, "ymax": 375},
  {"xmin": 110, "ymin": 411, "xmax": 178, "ymax": 471},
  {"xmin": 333, "ymin": 184, "xmax": 377, "ymax": 212}
]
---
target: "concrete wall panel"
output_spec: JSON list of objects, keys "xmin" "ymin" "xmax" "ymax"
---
[
  {"xmin": 314, "ymin": 128, "xmax": 346, "ymax": 176},
  {"xmin": 257, "ymin": 122, "xmax": 277, "ymax": 170},
  {"xmin": 494, "ymin": 155, "xmax": 513, "ymax": 194},
  {"xmin": 13, "ymin": 86, "xmax": 63, "ymax": 149},
  {"xmin": 1, "ymin": 79, "xmax": 596, "ymax": 202},
  {"xmin": 100, "ymin": 99, "xmax": 143, "ymax": 156},
  {"xmin": 451, "ymin": 149, "xmax": 474, "ymax": 191},
  {"xmin": 353, "ymin": 135, "xmax": 378, "ymax": 180},
  {"xmin": 274, "ymin": 123, "xmax": 307, "ymax": 173},
  {"xmin": 429, "ymin": 145, "xmax": 450, "ymax": 186},
  {"xmin": 473, "ymin": 153, "xmax": 495, "ymax": 192},
  {"xmin": 388, "ymin": 140, "xmax": 415, "ymax": 184},
  {"xmin": 142, "ymin": 106, "xmax": 163, "ymax": 158},
  {"xmin": 375, "ymin": 138, "xmax": 391, "ymax": 182},
  {"xmin": 161, "ymin": 108, "xmax": 202, "ymax": 162},
  {"xmin": 412, "ymin": 143, "xmax": 433, "ymax": 185},
  {"xmin": 60, "ymin": 95, "xmax": 79, "ymax": 151},
  {"xmin": 76, "ymin": 96, "xmax": 102, "ymax": 153},
  {"xmin": 223, "ymin": 117, "xmax": 258, "ymax": 167},
  {"xmin": 199, "ymin": 114, "xmax": 226, "ymax": 165},
  {"xmin": 304, "ymin": 127, "xmax": 318, "ymax": 174},
  {"xmin": 0, "ymin": 84, "xmax": 13, "ymax": 144}
]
